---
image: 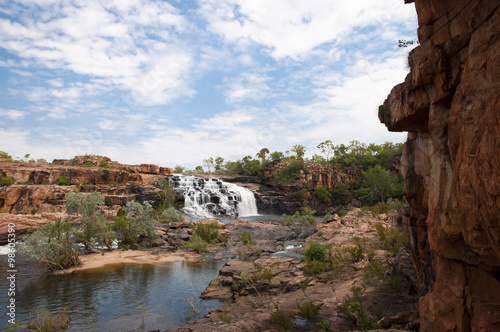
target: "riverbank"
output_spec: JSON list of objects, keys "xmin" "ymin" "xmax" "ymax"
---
[{"xmin": 52, "ymin": 248, "xmax": 200, "ymax": 275}]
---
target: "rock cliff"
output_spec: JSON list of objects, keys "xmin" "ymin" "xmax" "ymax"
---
[{"xmin": 380, "ymin": 1, "xmax": 499, "ymax": 331}]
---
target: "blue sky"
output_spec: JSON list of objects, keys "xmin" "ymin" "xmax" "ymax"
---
[{"xmin": 0, "ymin": 0, "xmax": 417, "ymax": 169}]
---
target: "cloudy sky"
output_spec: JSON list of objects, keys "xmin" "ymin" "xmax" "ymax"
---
[{"xmin": 0, "ymin": 0, "xmax": 417, "ymax": 169}]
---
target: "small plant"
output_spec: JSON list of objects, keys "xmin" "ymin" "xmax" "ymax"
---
[
  {"xmin": 297, "ymin": 300, "xmax": 321, "ymax": 319},
  {"xmin": 322, "ymin": 213, "xmax": 332, "ymax": 222},
  {"xmin": 303, "ymin": 260, "xmax": 327, "ymax": 275},
  {"xmin": 270, "ymin": 309, "xmax": 295, "ymax": 331},
  {"xmin": 183, "ymin": 235, "xmax": 208, "ymax": 253},
  {"xmin": 160, "ymin": 207, "xmax": 184, "ymax": 223},
  {"xmin": 342, "ymin": 237, "xmax": 365, "ymax": 262},
  {"xmin": 339, "ymin": 299, "xmax": 380, "ymax": 330},
  {"xmin": 241, "ymin": 231, "xmax": 253, "ymax": 247},
  {"xmin": 216, "ymin": 310, "xmax": 231, "ymax": 323},
  {"xmin": 317, "ymin": 320, "xmax": 334, "ymax": 332},
  {"xmin": 375, "ymin": 224, "xmax": 406, "ymax": 254},
  {"xmin": 191, "ymin": 221, "xmax": 219, "ymax": 243},
  {"xmin": 0, "ymin": 176, "xmax": 14, "ymax": 187},
  {"xmin": 280, "ymin": 208, "xmax": 316, "ymax": 226},
  {"xmin": 26, "ymin": 307, "xmax": 70, "ymax": 332},
  {"xmin": 362, "ymin": 260, "xmax": 388, "ymax": 284},
  {"xmin": 56, "ymin": 176, "xmax": 71, "ymax": 186},
  {"xmin": 304, "ymin": 241, "xmax": 326, "ymax": 261}
]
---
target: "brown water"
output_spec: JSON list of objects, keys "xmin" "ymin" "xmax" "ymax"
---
[{"xmin": 0, "ymin": 254, "xmax": 223, "ymax": 331}]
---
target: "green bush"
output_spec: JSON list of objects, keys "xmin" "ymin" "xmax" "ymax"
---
[
  {"xmin": 342, "ymin": 237, "xmax": 365, "ymax": 262},
  {"xmin": 184, "ymin": 235, "xmax": 208, "ymax": 253},
  {"xmin": 0, "ymin": 176, "xmax": 14, "ymax": 187},
  {"xmin": 56, "ymin": 176, "xmax": 70, "ymax": 186},
  {"xmin": 304, "ymin": 241, "xmax": 326, "ymax": 261},
  {"xmin": 19, "ymin": 219, "xmax": 80, "ymax": 270},
  {"xmin": 375, "ymin": 224, "xmax": 406, "ymax": 254},
  {"xmin": 280, "ymin": 208, "xmax": 316, "ymax": 226},
  {"xmin": 297, "ymin": 300, "xmax": 321, "ymax": 319},
  {"xmin": 241, "ymin": 231, "xmax": 253, "ymax": 247},
  {"xmin": 270, "ymin": 309, "xmax": 295, "ymax": 331},
  {"xmin": 160, "ymin": 207, "xmax": 184, "ymax": 223},
  {"xmin": 191, "ymin": 220, "xmax": 219, "ymax": 243},
  {"xmin": 339, "ymin": 299, "xmax": 380, "ymax": 330},
  {"xmin": 65, "ymin": 192, "xmax": 115, "ymax": 250},
  {"xmin": 303, "ymin": 260, "xmax": 327, "ymax": 275},
  {"xmin": 122, "ymin": 200, "xmax": 158, "ymax": 246}
]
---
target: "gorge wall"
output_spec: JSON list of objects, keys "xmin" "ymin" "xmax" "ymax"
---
[{"xmin": 380, "ymin": 1, "xmax": 499, "ymax": 331}]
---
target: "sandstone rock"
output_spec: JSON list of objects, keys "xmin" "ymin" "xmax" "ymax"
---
[{"xmin": 380, "ymin": 1, "xmax": 500, "ymax": 330}]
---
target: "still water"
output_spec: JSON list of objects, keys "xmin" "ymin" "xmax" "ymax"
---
[{"xmin": 0, "ymin": 254, "xmax": 223, "ymax": 331}]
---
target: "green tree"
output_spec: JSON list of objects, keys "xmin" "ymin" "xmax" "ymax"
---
[
  {"xmin": 174, "ymin": 165, "xmax": 186, "ymax": 173},
  {"xmin": 203, "ymin": 157, "xmax": 214, "ymax": 173},
  {"xmin": 362, "ymin": 165, "xmax": 395, "ymax": 203},
  {"xmin": 270, "ymin": 151, "xmax": 285, "ymax": 163},
  {"xmin": 194, "ymin": 165, "xmax": 204, "ymax": 173},
  {"xmin": 0, "ymin": 150, "xmax": 13, "ymax": 161},
  {"xmin": 19, "ymin": 218, "xmax": 80, "ymax": 270},
  {"xmin": 317, "ymin": 140, "xmax": 334, "ymax": 162},
  {"xmin": 292, "ymin": 144, "xmax": 306, "ymax": 160},
  {"xmin": 65, "ymin": 192, "xmax": 115, "ymax": 250},
  {"xmin": 214, "ymin": 156, "xmax": 225, "ymax": 173},
  {"xmin": 122, "ymin": 200, "xmax": 158, "ymax": 246},
  {"xmin": 256, "ymin": 147, "xmax": 270, "ymax": 162}
]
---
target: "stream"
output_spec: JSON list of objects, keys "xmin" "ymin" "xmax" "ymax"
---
[{"xmin": 0, "ymin": 253, "xmax": 224, "ymax": 331}]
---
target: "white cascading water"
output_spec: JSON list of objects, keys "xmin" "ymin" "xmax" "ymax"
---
[{"xmin": 169, "ymin": 175, "xmax": 259, "ymax": 219}]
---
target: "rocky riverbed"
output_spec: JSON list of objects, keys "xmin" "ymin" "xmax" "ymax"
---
[{"xmin": 160, "ymin": 209, "xmax": 420, "ymax": 332}]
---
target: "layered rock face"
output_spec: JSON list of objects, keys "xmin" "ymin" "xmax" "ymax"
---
[{"xmin": 380, "ymin": 1, "xmax": 499, "ymax": 331}]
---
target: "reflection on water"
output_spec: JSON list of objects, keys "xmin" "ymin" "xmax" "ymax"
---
[{"xmin": 0, "ymin": 255, "xmax": 223, "ymax": 331}]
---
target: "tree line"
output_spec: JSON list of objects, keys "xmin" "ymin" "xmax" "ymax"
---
[{"xmin": 174, "ymin": 140, "xmax": 404, "ymax": 209}]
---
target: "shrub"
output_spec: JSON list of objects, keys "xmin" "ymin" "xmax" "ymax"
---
[
  {"xmin": 65, "ymin": 192, "xmax": 115, "ymax": 250},
  {"xmin": 342, "ymin": 237, "xmax": 365, "ymax": 262},
  {"xmin": 155, "ymin": 178, "xmax": 175, "ymax": 209},
  {"xmin": 184, "ymin": 235, "xmax": 208, "ymax": 253},
  {"xmin": 113, "ymin": 212, "xmax": 137, "ymax": 245},
  {"xmin": 26, "ymin": 307, "xmax": 70, "ymax": 332},
  {"xmin": 160, "ymin": 207, "xmax": 184, "ymax": 223},
  {"xmin": 317, "ymin": 321, "xmax": 333, "ymax": 332},
  {"xmin": 241, "ymin": 231, "xmax": 253, "ymax": 247},
  {"xmin": 0, "ymin": 176, "xmax": 14, "ymax": 187},
  {"xmin": 270, "ymin": 309, "xmax": 295, "ymax": 331},
  {"xmin": 304, "ymin": 241, "xmax": 326, "ymax": 262},
  {"xmin": 56, "ymin": 176, "xmax": 70, "ymax": 186},
  {"xmin": 280, "ymin": 208, "xmax": 316, "ymax": 226},
  {"xmin": 375, "ymin": 224, "xmax": 406, "ymax": 254},
  {"xmin": 303, "ymin": 260, "xmax": 327, "ymax": 275},
  {"xmin": 297, "ymin": 300, "xmax": 321, "ymax": 319},
  {"xmin": 339, "ymin": 299, "xmax": 380, "ymax": 330},
  {"xmin": 191, "ymin": 221, "xmax": 219, "ymax": 243},
  {"xmin": 123, "ymin": 200, "xmax": 158, "ymax": 246},
  {"xmin": 19, "ymin": 219, "xmax": 80, "ymax": 270}
]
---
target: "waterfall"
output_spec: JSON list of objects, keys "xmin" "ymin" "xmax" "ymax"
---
[{"xmin": 169, "ymin": 175, "xmax": 259, "ymax": 219}]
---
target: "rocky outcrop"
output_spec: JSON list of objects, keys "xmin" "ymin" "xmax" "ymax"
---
[
  {"xmin": 0, "ymin": 162, "xmax": 142, "ymax": 185},
  {"xmin": 0, "ymin": 183, "xmax": 164, "ymax": 215},
  {"xmin": 52, "ymin": 155, "xmax": 173, "ymax": 176},
  {"xmin": 380, "ymin": 1, "xmax": 500, "ymax": 331}
]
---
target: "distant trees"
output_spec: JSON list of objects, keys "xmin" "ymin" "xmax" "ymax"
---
[{"xmin": 317, "ymin": 140, "xmax": 334, "ymax": 162}]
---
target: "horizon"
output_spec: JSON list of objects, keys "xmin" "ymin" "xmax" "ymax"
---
[{"xmin": 0, "ymin": 0, "xmax": 418, "ymax": 170}]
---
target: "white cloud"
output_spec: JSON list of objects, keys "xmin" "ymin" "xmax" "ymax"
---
[
  {"xmin": 0, "ymin": 109, "xmax": 28, "ymax": 120},
  {"xmin": 199, "ymin": 0, "xmax": 416, "ymax": 59},
  {"xmin": 0, "ymin": 0, "xmax": 193, "ymax": 107}
]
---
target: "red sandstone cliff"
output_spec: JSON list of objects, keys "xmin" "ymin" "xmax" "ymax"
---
[{"xmin": 380, "ymin": 1, "xmax": 499, "ymax": 331}]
